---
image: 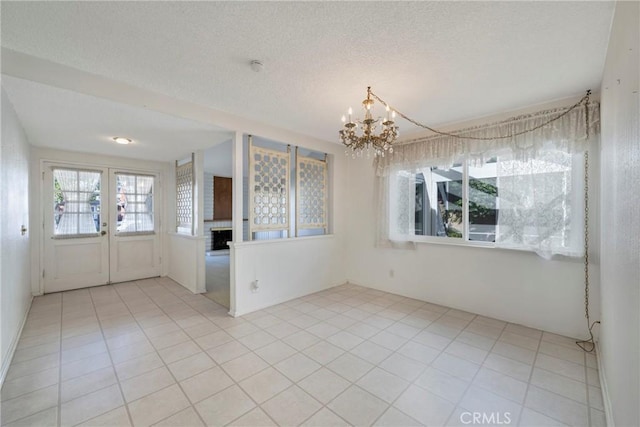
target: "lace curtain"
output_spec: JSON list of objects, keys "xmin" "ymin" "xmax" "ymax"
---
[
  {"xmin": 116, "ymin": 174, "xmax": 154, "ymax": 233},
  {"xmin": 495, "ymin": 150, "xmax": 585, "ymax": 258},
  {"xmin": 375, "ymin": 102, "xmax": 600, "ymax": 175},
  {"xmin": 374, "ymin": 101, "xmax": 599, "ymax": 257},
  {"xmin": 55, "ymin": 169, "xmax": 100, "ymax": 235}
]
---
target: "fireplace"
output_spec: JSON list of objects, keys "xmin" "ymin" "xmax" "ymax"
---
[{"xmin": 211, "ymin": 229, "xmax": 232, "ymax": 250}]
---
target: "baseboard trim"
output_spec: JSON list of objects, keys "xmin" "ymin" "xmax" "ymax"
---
[
  {"xmin": 595, "ymin": 341, "xmax": 615, "ymax": 427},
  {"xmin": 0, "ymin": 296, "xmax": 33, "ymax": 387}
]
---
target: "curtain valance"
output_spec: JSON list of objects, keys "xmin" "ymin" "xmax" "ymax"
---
[{"xmin": 374, "ymin": 102, "xmax": 600, "ymax": 176}]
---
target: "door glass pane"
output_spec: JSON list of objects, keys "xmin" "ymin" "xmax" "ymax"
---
[
  {"xmin": 53, "ymin": 169, "xmax": 101, "ymax": 236},
  {"xmin": 116, "ymin": 174, "xmax": 154, "ymax": 233}
]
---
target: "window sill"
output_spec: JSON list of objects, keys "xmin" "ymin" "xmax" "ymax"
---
[{"xmin": 398, "ymin": 236, "xmax": 584, "ymax": 261}]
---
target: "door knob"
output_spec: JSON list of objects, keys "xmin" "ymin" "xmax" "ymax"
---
[
  {"xmin": 21, "ymin": 225, "xmax": 27, "ymax": 236},
  {"xmin": 101, "ymin": 231, "xmax": 107, "ymax": 236}
]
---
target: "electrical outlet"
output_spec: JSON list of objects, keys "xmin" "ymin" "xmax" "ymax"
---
[
  {"xmin": 251, "ymin": 280, "xmax": 260, "ymax": 293},
  {"xmin": 389, "ymin": 269, "xmax": 394, "ymax": 278}
]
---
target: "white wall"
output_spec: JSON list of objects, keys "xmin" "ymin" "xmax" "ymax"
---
[
  {"xmin": 166, "ymin": 151, "xmax": 207, "ymax": 294},
  {"xmin": 231, "ymin": 235, "xmax": 345, "ymax": 316},
  {"xmin": 598, "ymin": 2, "xmax": 640, "ymax": 426},
  {"xmin": 346, "ymin": 99, "xmax": 601, "ymax": 339},
  {"xmin": 29, "ymin": 147, "xmax": 170, "ymax": 295},
  {"xmin": 168, "ymin": 232, "xmax": 205, "ymax": 294},
  {"xmin": 1, "ymin": 89, "xmax": 33, "ymax": 384}
]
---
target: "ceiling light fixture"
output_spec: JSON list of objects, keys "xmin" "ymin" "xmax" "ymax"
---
[
  {"xmin": 113, "ymin": 137, "xmax": 132, "ymax": 145},
  {"xmin": 339, "ymin": 86, "xmax": 398, "ymax": 158}
]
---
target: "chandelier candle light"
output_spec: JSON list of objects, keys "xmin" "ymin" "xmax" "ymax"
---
[{"xmin": 340, "ymin": 86, "xmax": 399, "ymax": 158}]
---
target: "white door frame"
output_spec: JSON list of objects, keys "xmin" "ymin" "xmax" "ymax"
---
[{"xmin": 39, "ymin": 160, "xmax": 163, "ymax": 294}]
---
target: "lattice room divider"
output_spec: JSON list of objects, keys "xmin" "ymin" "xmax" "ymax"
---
[
  {"xmin": 248, "ymin": 138, "xmax": 290, "ymax": 240},
  {"xmin": 295, "ymin": 150, "xmax": 328, "ymax": 235},
  {"xmin": 175, "ymin": 154, "xmax": 195, "ymax": 235}
]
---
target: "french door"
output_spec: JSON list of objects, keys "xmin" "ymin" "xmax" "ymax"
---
[{"xmin": 43, "ymin": 164, "xmax": 161, "ymax": 293}]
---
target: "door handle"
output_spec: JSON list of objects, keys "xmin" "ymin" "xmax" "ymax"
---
[{"xmin": 101, "ymin": 231, "xmax": 107, "ymax": 236}]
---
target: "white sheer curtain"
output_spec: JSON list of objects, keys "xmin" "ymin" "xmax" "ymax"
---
[
  {"xmin": 54, "ymin": 169, "xmax": 100, "ymax": 235},
  {"xmin": 388, "ymin": 169, "xmax": 416, "ymax": 243},
  {"xmin": 136, "ymin": 176, "xmax": 154, "ymax": 232},
  {"xmin": 495, "ymin": 150, "xmax": 584, "ymax": 258},
  {"xmin": 373, "ymin": 101, "xmax": 599, "ymax": 256},
  {"xmin": 375, "ymin": 102, "xmax": 599, "ymax": 175}
]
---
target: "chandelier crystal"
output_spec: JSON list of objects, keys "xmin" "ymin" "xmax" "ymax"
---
[{"xmin": 339, "ymin": 86, "xmax": 399, "ymax": 158}]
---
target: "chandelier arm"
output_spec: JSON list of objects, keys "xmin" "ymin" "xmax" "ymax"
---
[{"xmin": 370, "ymin": 90, "xmax": 591, "ymax": 141}]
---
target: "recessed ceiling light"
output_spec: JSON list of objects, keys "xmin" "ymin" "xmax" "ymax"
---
[{"xmin": 113, "ymin": 137, "xmax": 132, "ymax": 145}]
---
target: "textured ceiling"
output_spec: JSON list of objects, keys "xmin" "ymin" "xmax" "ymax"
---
[
  {"xmin": 1, "ymin": 1, "xmax": 615, "ymax": 144},
  {"xmin": 2, "ymin": 76, "xmax": 231, "ymax": 162}
]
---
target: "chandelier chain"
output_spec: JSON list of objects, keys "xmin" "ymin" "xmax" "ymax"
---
[
  {"xmin": 370, "ymin": 90, "xmax": 591, "ymax": 141},
  {"xmin": 576, "ymin": 150, "xmax": 600, "ymax": 353}
]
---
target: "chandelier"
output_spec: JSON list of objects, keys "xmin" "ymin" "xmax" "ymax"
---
[{"xmin": 339, "ymin": 86, "xmax": 399, "ymax": 158}]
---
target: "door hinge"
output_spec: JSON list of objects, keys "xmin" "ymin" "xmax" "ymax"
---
[
  {"xmin": 42, "ymin": 171, "xmax": 45, "ymax": 180},
  {"xmin": 42, "ymin": 269, "xmax": 45, "ymax": 278}
]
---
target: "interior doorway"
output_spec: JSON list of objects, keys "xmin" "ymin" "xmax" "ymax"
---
[
  {"xmin": 203, "ymin": 141, "xmax": 232, "ymax": 308},
  {"xmin": 43, "ymin": 163, "xmax": 161, "ymax": 293}
]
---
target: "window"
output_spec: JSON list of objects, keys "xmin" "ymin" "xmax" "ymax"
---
[
  {"xmin": 115, "ymin": 173, "xmax": 154, "ymax": 234},
  {"xmin": 414, "ymin": 164, "xmax": 464, "ymax": 239},
  {"xmin": 53, "ymin": 168, "xmax": 101, "ymax": 236},
  {"xmin": 390, "ymin": 151, "xmax": 584, "ymax": 256}
]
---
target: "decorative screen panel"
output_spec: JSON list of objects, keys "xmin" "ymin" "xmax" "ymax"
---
[
  {"xmin": 249, "ymin": 145, "xmax": 290, "ymax": 233},
  {"xmin": 176, "ymin": 160, "xmax": 194, "ymax": 233},
  {"xmin": 296, "ymin": 155, "xmax": 327, "ymax": 231}
]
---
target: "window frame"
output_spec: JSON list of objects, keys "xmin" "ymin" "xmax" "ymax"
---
[
  {"xmin": 390, "ymin": 153, "xmax": 581, "ymax": 253},
  {"xmin": 406, "ymin": 159, "xmax": 487, "ymax": 247}
]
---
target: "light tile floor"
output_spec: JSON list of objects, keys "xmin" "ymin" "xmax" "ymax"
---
[{"xmin": 1, "ymin": 278, "xmax": 605, "ymax": 427}]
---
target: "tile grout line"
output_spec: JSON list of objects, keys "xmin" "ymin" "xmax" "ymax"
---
[
  {"xmin": 115, "ymin": 279, "xmax": 211, "ymax": 427},
  {"xmin": 122, "ymin": 278, "xmax": 260, "ymax": 427},
  {"xmin": 366, "ymin": 306, "xmax": 453, "ymax": 426},
  {"xmin": 86, "ymin": 286, "xmax": 136, "ymax": 427},
  {"xmin": 160, "ymin": 277, "xmax": 296, "ymax": 427},
  {"xmin": 214, "ymin": 289, "xmax": 414, "ymax": 425},
  {"xmin": 57, "ymin": 293, "xmax": 63, "ymax": 427},
  {"xmin": 441, "ymin": 315, "xmax": 509, "ymax": 426},
  {"xmin": 584, "ymin": 350, "xmax": 593, "ymax": 427},
  {"xmin": 515, "ymin": 326, "xmax": 543, "ymax": 426}
]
